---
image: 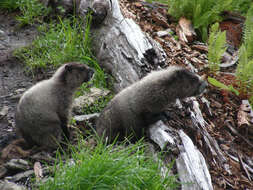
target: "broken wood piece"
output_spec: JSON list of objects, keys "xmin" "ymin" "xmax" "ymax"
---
[
  {"xmin": 227, "ymin": 153, "xmax": 253, "ymax": 174},
  {"xmin": 237, "ymin": 100, "xmax": 253, "ymax": 140},
  {"xmin": 238, "ymin": 100, "xmax": 253, "ymax": 126},
  {"xmin": 186, "ymin": 97, "xmax": 228, "ymax": 169},
  {"xmin": 220, "ymin": 51, "xmax": 239, "ymax": 68},
  {"xmin": 176, "ymin": 17, "xmax": 196, "ymax": 43},
  {"xmin": 148, "ymin": 120, "xmax": 176, "ymax": 150},
  {"xmin": 176, "ymin": 130, "xmax": 213, "ymax": 190},
  {"xmin": 237, "ymin": 152, "xmax": 252, "ymax": 181}
]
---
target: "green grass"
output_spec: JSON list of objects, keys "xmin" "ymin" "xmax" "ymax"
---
[
  {"xmin": 38, "ymin": 138, "xmax": 178, "ymax": 190},
  {"xmin": 80, "ymin": 94, "xmax": 114, "ymax": 114},
  {"xmin": 14, "ymin": 15, "xmax": 107, "ymax": 88},
  {"xmin": 0, "ymin": 0, "xmax": 19, "ymax": 11},
  {"xmin": 16, "ymin": 0, "xmax": 51, "ymax": 26}
]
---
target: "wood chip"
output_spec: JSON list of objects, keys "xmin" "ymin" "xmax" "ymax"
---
[
  {"xmin": 238, "ymin": 100, "xmax": 251, "ymax": 127},
  {"xmin": 176, "ymin": 17, "xmax": 196, "ymax": 43},
  {"xmin": 151, "ymin": 11, "xmax": 169, "ymax": 28}
]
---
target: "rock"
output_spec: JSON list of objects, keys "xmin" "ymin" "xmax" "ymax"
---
[
  {"xmin": 0, "ymin": 180, "xmax": 26, "ymax": 190},
  {"xmin": 0, "ymin": 106, "xmax": 9, "ymax": 120},
  {"xmin": 5, "ymin": 170, "xmax": 34, "ymax": 182},
  {"xmin": 72, "ymin": 87, "xmax": 110, "ymax": 114},
  {"xmin": 74, "ymin": 113, "xmax": 100, "ymax": 123},
  {"xmin": 5, "ymin": 159, "xmax": 30, "ymax": 171},
  {"xmin": 31, "ymin": 152, "xmax": 55, "ymax": 163},
  {"xmin": 0, "ymin": 166, "xmax": 8, "ymax": 178}
]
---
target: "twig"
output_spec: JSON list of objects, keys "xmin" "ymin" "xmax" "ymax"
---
[
  {"xmin": 224, "ymin": 120, "xmax": 253, "ymax": 149},
  {"xmin": 237, "ymin": 152, "xmax": 252, "ymax": 181}
]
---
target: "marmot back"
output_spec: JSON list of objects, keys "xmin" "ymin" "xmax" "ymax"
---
[
  {"xmin": 96, "ymin": 66, "xmax": 207, "ymax": 142},
  {"xmin": 15, "ymin": 62, "xmax": 94, "ymax": 149}
]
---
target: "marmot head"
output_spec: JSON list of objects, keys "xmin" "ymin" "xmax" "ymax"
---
[
  {"xmin": 159, "ymin": 67, "xmax": 207, "ymax": 100},
  {"xmin": 170, "ymin": 68, "xmax": 207, "ymax": 99},
  {"xmin": 54, "ymin": 62, "xmax": 94, "ymax": 88}
]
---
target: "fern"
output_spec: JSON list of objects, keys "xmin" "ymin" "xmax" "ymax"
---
[
  {"xmin": 236, "ymin": 5, "xmax": 253, "ymax": 98},
  {"xmin": 207, "ymin": 23, "xmax": 227, "ymax": 72},
  {"xmin": 168, "ymin": 0, "xmax": 232, "ymax": 41},
  {"xmin": 236, "ymin": 46, "xmax": 253, "ymax": 94},
  {"xmin": 243, "ymin": 5, "xmax": 253, "ymax": 59}
]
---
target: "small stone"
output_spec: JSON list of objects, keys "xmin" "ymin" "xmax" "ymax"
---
[
  {"xmin": 0, "ymin": 180, "xmax": 26, "ymax": 190},
  {"xmin": 72, "ymin": 87, "xmax": 110, "ymax": 114},
  {"xmin": 74, "ymin": 113, "xmax": 100, "ymax": 123},
  {"xmin": 0, "ymin": 166, "xmax": 8, "ymax": 178},
  {"xmin": 5, "ymin": 159, "xmax": 30, "ymax": 171},
  {"xmin": 0, "ymin": 106, "xmax": 9, "ymax": 119},
  {"xmin": 31, "ymin": 152, "xmax": 54, "ymax": 163},
  {"xmin": 5, "ymin": 170, "xmax": 34, "ymax": 182}
]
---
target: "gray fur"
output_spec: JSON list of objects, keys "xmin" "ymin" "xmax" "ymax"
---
[
  {"xmin": 96, "ymin": 66, "xmax": 207, "ymax": 142},
  {"xmin": 15, "ymin": 62, "xmax": 94, "ymax": 149}
]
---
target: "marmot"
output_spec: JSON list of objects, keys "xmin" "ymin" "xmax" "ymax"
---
[
  {"xmin": 15, "ymin": 62, "xmax": 94, "ymax": 149},
  {"xmin": 96, "ymin": 66, "xmax": 207, "ymax": 142}
]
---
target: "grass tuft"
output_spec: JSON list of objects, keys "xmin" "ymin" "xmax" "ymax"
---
[
  {"xmin": 16, "ymin": 0, "xmax": 51, "ymax": 26},
  {"xmin": 0, "ymin": 0, "xmax": 19, "ymax": 11},
  {"xmin": 38, "ymin": 138, "xmax": 178, "ymax": 190},
  {"xmin": 14, "ymin": 15, "xmax": 107, "ymax": 88}
]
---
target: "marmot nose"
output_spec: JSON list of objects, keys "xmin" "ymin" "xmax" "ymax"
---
[
  {"xmin": 199, "ymin": 81, "xmax": 208, "ymax": 94},
  {"xmin": 88, "ymin": 69, "xmax": 94, "ymax": 80}
]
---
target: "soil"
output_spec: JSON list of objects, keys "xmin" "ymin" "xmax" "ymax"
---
[
  {"xmin": 0, "ymin": 2, "xmax": 253, "ymax": 190},
  {"xmin": 0, "ymin": 11, "xmax": 36, "ymax": 151}
]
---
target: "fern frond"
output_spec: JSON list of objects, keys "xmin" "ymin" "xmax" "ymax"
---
[{"xmin": 207, "ymin": 23, "xmax": 227, "ymax": 72}]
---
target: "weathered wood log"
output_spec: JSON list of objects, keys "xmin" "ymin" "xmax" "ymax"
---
[
  {"xmin": 78, "ymin": 0, "xmax": 166, "ymax": 92},
  {"xmin": 148, "ymin": 121, "xmax": 213, "ymax": 190}
]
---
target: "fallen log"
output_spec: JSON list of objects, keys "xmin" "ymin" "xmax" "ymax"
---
[{"xmin": 78, "ymin": 0, "xmax": 166, "ymax": 92}]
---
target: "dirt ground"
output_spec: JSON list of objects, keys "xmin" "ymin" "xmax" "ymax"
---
[{"xmin": 0, "ymin": 11, "xmax": 36, "ymax": 151}]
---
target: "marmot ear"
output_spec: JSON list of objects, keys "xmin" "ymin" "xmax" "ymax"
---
[{"xmin": 65, "ymin": 64, "xmax": 73, "ymax": 72}]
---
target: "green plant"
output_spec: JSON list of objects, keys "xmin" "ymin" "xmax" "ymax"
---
[
  {"xmin": 38, "ymin": 138, "xmax": 178, "ymax": 190},
  {"xmin": 228, "ymin": 0, "xmax": 253, "ymax": 16},
  {"xmin": 167, "ymin": 0, "xmax": 232, "ymax": 41},
  {"xmin": 236, "ymin": 5, "xmax": 253, "ymax": 100},
  {"xmin": 81, "ymin": 94, "xmax": 113, "ymax": 114},
  {"xmin": 14, "ymin": 15, "xmax": 107, "ymax": 88},
  {"xmin": 0, "ymin": 0, "xmax": 19, "ymax": 11},
  {"xmin": 207, "ymin": 23, "xmax": 227, "ymax": 72},
  {"xmin": 208, "ymin": 77, "xmax": 239, "ymax": 95},
  {"xmin": 16, "ymin": 0, "xmax": 50, "ymax": 26},
  {"xmin": 236, "ymin": 46, "xmax": 253, "ymax": 94}
]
